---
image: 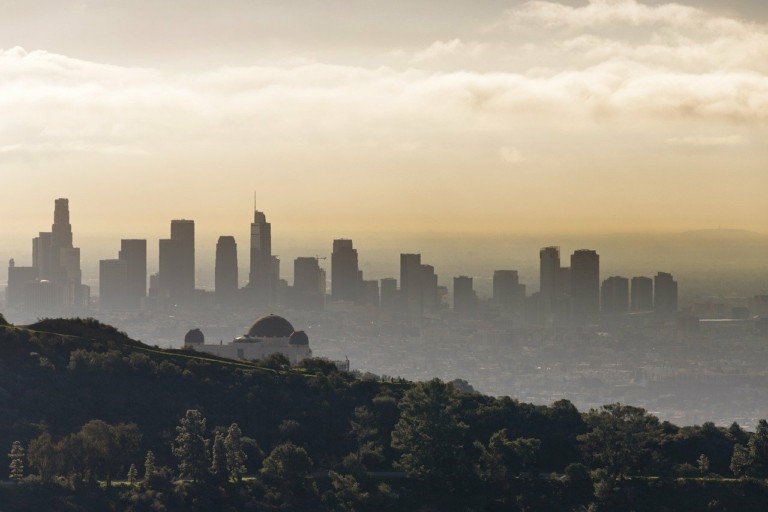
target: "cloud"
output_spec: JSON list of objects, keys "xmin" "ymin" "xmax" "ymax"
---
[
  {"xmin": 506, "ymin": 0, "xmax": 745, "ymax": 33},
  {"xmin": 2, "ymin": 0, "xmax": 768, "ymax": 164},
  {"xmin": 411, "ymin": 39, "xmax": 488, "ymax": 62},
  {"xmin": 666, "ymin": 135, "xmax": 746, "ymax": 147}
]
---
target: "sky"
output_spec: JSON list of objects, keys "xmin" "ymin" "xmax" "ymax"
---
[{"xmin": 1, "ymin": 0, "xmax": 767, "ymax": 255}]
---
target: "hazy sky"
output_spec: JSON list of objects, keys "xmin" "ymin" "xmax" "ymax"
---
[{"xmin": 2, "ymin": 0, "xmax": 767, "ymax": 251}]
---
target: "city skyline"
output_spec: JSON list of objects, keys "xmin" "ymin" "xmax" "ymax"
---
[{"xmin": 1, "ymin": 0, "xmax": 767, "ymax": 242}]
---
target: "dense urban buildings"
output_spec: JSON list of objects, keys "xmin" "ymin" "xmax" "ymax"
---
[{"xmin": 5, "ymin": 198, "xmax": 89, "ymax": 315}]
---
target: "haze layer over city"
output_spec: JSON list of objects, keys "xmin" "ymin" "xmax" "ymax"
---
[{"xmin": 2, "ymin": 0, "xmax": 767, "ymax": 428}]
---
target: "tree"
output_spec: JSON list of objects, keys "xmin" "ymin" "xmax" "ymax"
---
[
  {"xmin": 261, "ymin": 442, "xmax": 314, "ymax": 483},
  {"xmin": 224, "ymin": 423, "xmax": 247, "ymax": 482},
  {"xmin": 729, "ymin": 419, "xmax": 768, "ymax": 478},
  {"xmin": 478, "ymin": 428, "xmax": 541, "ymax": 485},
  {"xmin": 144, "ymin": 450, "xmax": 156, "ymax": 481},
  {"xmin": 127, "ymin": 463, "xmax": 138, "ymax": 486},
  {"xmin": 8, "ymin": 441, "xmax": 24, "ymax": 483},
  {"xmin": 172, "ymin": 409, "xmax": 210, "ymax": 483},
  {"xmin": 578, "ymin": 403, "xmax": 664, "ymax": 477},
  {"xmin": 697, "ymin": 454, "xmax": 710, "ymax": 476},
  {"xmin": 210, "ymin": 431, "xmax": 227, "ymax": 481},
  {"xmin": 391, "ymin": 379, "xmax": 469, "ymax": 492},
  {"xmin": 26, "ymin": 432, "xmax": 59, "ymax": 483}
]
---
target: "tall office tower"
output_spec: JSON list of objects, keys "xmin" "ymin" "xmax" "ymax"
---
[
  {"xmin": 24, "ymin": 199, "xmax": 89, "ymax": 311},
  {"xmin": 493, "ymin": 270, "xmax": 526, "ymax": 312},
  {"xmin": 119, "ymin": 239, "xmax": 147, "ymax": 308},
  {"xmin": 292, "ymin": 257, "xmax": 324, "ymax": 310},
  {"xmin": 654, "ymin": 272, "xmax": 678, "ymax": 315},
  {"xmin": 361, "ymin": 280, "xmax": 380, "ymax": 307},
  {"xmin": 248, "ymin": 210, "xmax": 272, "ymax": 301},
  {"xmin": 158, "ymin": 238, "xmax": 178, "ymax": 298},
  {"xmin": 400, "ymin": 254, "xmax": 423, "ymax": 314},
  {"xmin": 215, "ymin": 236, "xmax": 238, "ymax": 305},
  {"xmin": 631, "ymin": 276, "xmax": 653, "ymax": 311},
  {"xmin": 453, "ymin": 276, "xmax": 477, "ymax": 314},
  {"xmin": 6, "ymin": 259, "xmax": 38, "ymax": 309},
  {"xmin": 601, "ymin": 276, "xmax": 629, "ymax": 314},
  {"xmin": 570, "ymin": 249, "xmax": 600, "ymax": 319},
  {"xmin": 539, "ymin": 247, "xmax": 561, "ymax": 299},
  {"xmin": 171, "ymin": 220, "xmax": 195, "ymax": 298},
  {"xmin": 294, "ymin": 257, "xmax": 322, "ymax": 292},
  {"xmin": 380, "ymin": 278, "xmax": 398, "ymax": 311},
  {"xmin": 420, "ymin": 264, "xmax": 439, "ymax": 312},
  {"xmin": 159, "ymin": 220, "xmax": 195, "ymax": 303},
  {"xmin": 50, "ymin": 198, "xmax": 74, "ymax": 281},
  {"xmin": 32, "ymin": 232, "xmax": 52, "ymax": 280},
  {"xmin": 99, "ymin": 259, "xmax": 128, "ymax": 310},
  {"xmin": 331, "ymin": 239, "xmax": 359, "ymax": 302}
]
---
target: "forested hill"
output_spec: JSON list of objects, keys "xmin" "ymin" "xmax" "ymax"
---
[{"xmin": 2, "ymin": 315, "xmax": 768, "ymax": 511}]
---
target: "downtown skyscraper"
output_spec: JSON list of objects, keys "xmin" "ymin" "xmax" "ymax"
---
[
  {"xmin": 331, "ymin": 239, "xmax": 359, "ymax": 302},
  {"xmin": 248, "ymin": 209, "xmax": 273, "ymax": 304},
  {"xmin": 159, "ymin": 219, "xmax": 195, "ymax": 303}
]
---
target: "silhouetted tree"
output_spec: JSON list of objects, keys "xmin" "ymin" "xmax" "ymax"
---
[
  {"xmin": 172, "ymin": 409, "xmax": 210, "ymax": 482},
  {"xmin": 8, "ymin": 441, "xmax": 24, "ymax": 483},
  {"xmin": 391, "ymin": 379, "xmax": 469, "ymax": 493},
  {"xmin": 127, "ymin": 463, "xmax": 138, "ymax": 486},
  {"xmin": 26, "ymin": 432, "xmax": 59, "ymax": 483},
  {"xmin": 210, "ymin": 431, "xmax": 227, "ymax": 482},
  {"xmin": 143, "ymin": 450, "xmax": 156, "ymax": 481},
  {"xmin": 224, "ymin": 423, "xmax": 247, "ymax": 482}
]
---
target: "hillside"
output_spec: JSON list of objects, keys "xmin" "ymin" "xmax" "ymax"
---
[{"xmin": 2, "ymin": 316, "xmax": 768, "ymax": 511}]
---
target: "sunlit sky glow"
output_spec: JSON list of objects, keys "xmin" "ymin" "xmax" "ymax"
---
[{"xmin": 2, "ymin": 0, "xmax": 767, "ymax": 250}]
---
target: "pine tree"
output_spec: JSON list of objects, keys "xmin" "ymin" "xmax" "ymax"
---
[
  {"xmin": 210, "ymin": 431, "xmax": 227, "ymax": 481},
  {"xmin": 8, "ymin": 441, "xmax": 24, "ymax": 483},
  {"xmin": 224, "ymin": 423, "xmax": 247, "ymax": 482},
  {"xmin": 127, "ymin": 463, "xmax": 138, "ymax": 486},
  {"xmin": 172, "ymin": 409, "xmax": 210, "ymax": 482},
  {"xmin": 144, "ymin": 450, "xmax": 156, "ymax": 481}
]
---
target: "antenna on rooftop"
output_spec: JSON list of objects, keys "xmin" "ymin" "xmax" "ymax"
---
[{"xmin": 253, "ymin": 190, "xmax": 257, "ymax": 211}]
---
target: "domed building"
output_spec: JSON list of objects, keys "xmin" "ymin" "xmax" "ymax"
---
[{"xmin": 185, "ymin": 314, "xmax": 312, "ymax": 364}]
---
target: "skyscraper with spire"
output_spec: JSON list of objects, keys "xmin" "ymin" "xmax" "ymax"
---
[{"xmin": 248, "ymin": 199, "xmax": 273, "ymax": 304}]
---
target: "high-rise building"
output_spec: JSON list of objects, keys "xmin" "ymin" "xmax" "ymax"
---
[
  {"xmin": 171, "ymin": 219, "xmax": 195, "ymax": 298},
  {"xmin": 400, "ymin": 254, "xmax": 422, "ymax": 314},
  {"xmin": 5, "ymin": 259, "xmax": 37, "ymax": 309},
  {"xmin": 654, "ymin": 272, "xmax": 678, "ymax": 315},
  {"xmin": 601, "ymin": 276, "xmax": 629, "ymax": 314},
  {"xmin": 99, "ymin": 259, "xmax": 128, "ymax": 310},
  {"xmin": 215, "ymin": 236, "xmax": 238, "ymax": 304},
  {"xmin": 159, "ymin": 220, "xmax": 195, "ymax": 303},
  {"xmin": 50, "ymin": 198, "xmax": 74, "ymax": 282},
  {"xmin": 420, "ymin": 264, "xmax": 439, "ymax": 312},
  {"xmin": 331, "ymin": 239, "xmax": 359, "ymax": 302},
  {"xmin": 571, "ymin": 249, "xmax": 600, "ymax": 319},
  {"xmin": 539, "ymin": 247, "xmax": 561, "ymax": 299},
  {"xmin": 493, "ymin": 270, "xmax": 526, "ymax": 313},
  {"xmin": 22, "ymin": 199, "xmax": 89, "ymax": 312},
  {"xmin": 631, "ymin": 276, "xmax": 653, "ymax": 311},
  {"xmin": 119, "ymin": 239, "xmax": 147, "ymax": 308},
  {"xmin": 248, "ymin": 210, "xmax": 272, "ymax": 302},
  {"xmin": 361, "ymin": 280, "xmax": 380, "ymax": 307},
  {"xmin": 453, "ymin": 275, "xmax": 477, "ymax": 314},
  {"xmin": 291, "ymin": 257, "xmax": 324, "ymax": 310},
  {"xmin": 380, "ymin": 278, "xmax": 398, "ymax": 311}
]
